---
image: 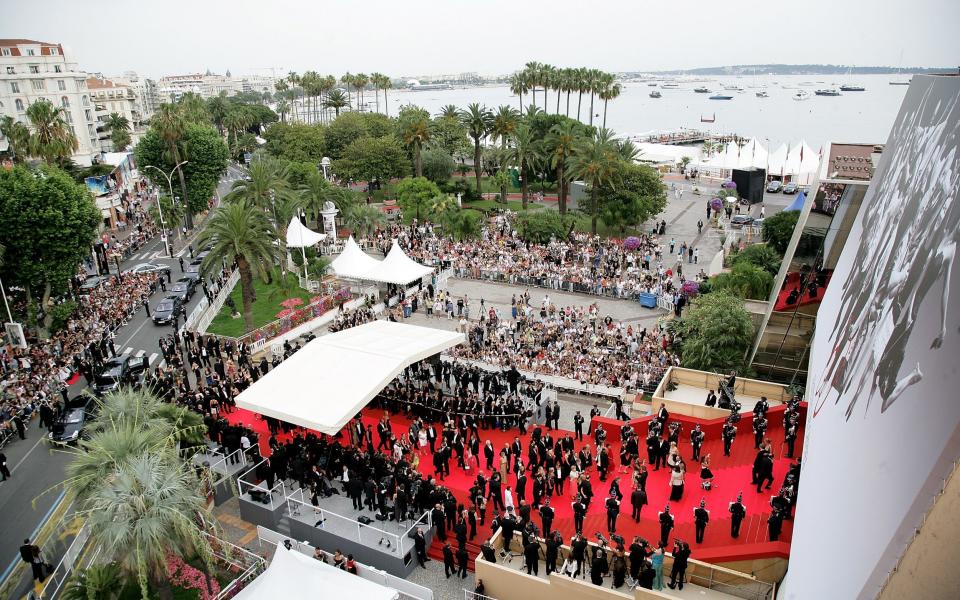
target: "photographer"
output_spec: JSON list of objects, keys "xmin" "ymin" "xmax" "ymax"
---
[
  {"xmin": 628, "ymin": 536, "xmax": 648, "ymax": 582},
  {"xmin": 545, "ymin": 531, "xmax": 562, "ymax": 575},
  {"xmin": 667, "ymin": 540, "xmax": 691, "ymax": 590},
  {"xmin": 570, "ymin": 533, "xmax": 588, "ymax": 578},
  {"xmin": 590, "ymin": 547, "xmax": 609, "ymax": 586},
  {"xmin": 523, "ymin": 536, "xmax": 542, "ymax": 575}
]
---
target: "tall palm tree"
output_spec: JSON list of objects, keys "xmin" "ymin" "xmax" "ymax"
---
[
  {"xmin": 104, "ymin": 112, "xmax": 131, "ymax": 151},
  {"xmin": 287, "ymin": 71, "xmax": 302, "ymax": 121},
  {"xmin": 616, "ymin": 138, "xmax": 642, "ymax": 163},
  {"xmin": 276, "ymin": 99, "xmax": 290, "ymax": 123},
  {"xmin": 206, "ymin": 94, "xmax": 229, "ymax": 135},
  {"xmin": 571, "ymin": 127, "xmax": 620, "ymax": 234},
  {"xmin": 380, "ymin": 74, "xmax": 392, "ymax": 117},
  {"xmin": 25, "ymin": 99, "xmax": 78, "ymax": 163},
  {"xmin": 199, "ymin": 201, "xmax": 279, "ymax": 331},
  {"xmin": 543, "ymin": 121, "xmax": 579, "ymax": 214},
  {"xmin": 226, "ymin": 157, "xmax": 293, "ymax": 227},
  {"xmin": 177, "ymin": 92, "xmax": 209, "ymax": 125},
  {"xmin": 599, "ymin": 81, "xmax": 621, "ymax": 128},
  {"xmin": 353, "ymin": 73, "xmax": 369, "ymax": 111},
  {"xmin": 369, "ymin": 72, "xmax": 384, "ymax": 113},
  {"xmin": 0, "ymin": 116, "xmax": 30, "ymax": 163},
  {"xmin": 576, "ymin": 67, "xmax": 589, "ymax": 122},
  {"xmin": 459, "ymin": 103, "xmax": 493, "ymax": 195},
  {"xmin": 524, "ymin": 61, "xmax": 541, "ymax": 108},
  {"xmin": 438, "ymin": 104, "xmax": 460, "ymax": 119},
  {"xmin": 344, "ymin": 203, "xmax": 386, "ymax": 237},
  {"xmin": 400, "ymin": 107, "xmax": 431, "ymax": 177},
  {"xmin": 151, "ymin": 103, "xmax": 192, "ymax": 227},
  {"xmin": 324, "ymin": 89, "xmax": 350, "ymax": 117},
  {"xmin": 541, "ymin": 64, "xmax": 557, "ymax": 112},
  {"xmin": 490, "ymin": 105, "xmax": 519, "ymax": 202},
  {"xmin": 340, "ymin": 73, "xmax": 354, "ymax": 110},
  {"xmin": 505, "ymin": 123, "xmax": 540, "ymax": 210},
  {"xmin": 509, "ymin": 73, "xmax": 529, "ymax": 115},
  {"xmin": 300, "ymin": 71, "xmax": 319, "ymax": 123},
  {"xmin": 320, "ymin": 75, "xmax": 337, "ymax": 123},
  {"xmin": 299, "ymin": 170, "xmax": 333, "ymax": 227}
]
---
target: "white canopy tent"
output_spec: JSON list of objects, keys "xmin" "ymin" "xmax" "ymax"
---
[
  {"xmin": 235, "ymin": 320, "xmax": 464, "ymax": 435},
  {"xmin": 235, "ymin": 545, "xmax": 398, "ymax": 600},
  {"xmin": 285, "ymin": 217, "xmax": 326, "ymax": 248},
  {"xmin": 362, "ymin": 240, "xmax": 436, "ymax": 286},
  {"xmin": 330, "ymin": 236, "xmax": 383, "ymax": 280}
]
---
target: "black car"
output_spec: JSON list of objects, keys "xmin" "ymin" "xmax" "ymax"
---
[
  {"xmin": 93, "ymin": 356, "xmax": 148, "ymax": 396},
  {"xmin": 730, "ymin": 215, "xmax": 755, "ymax": 228},
  {"xmin": 766, "ymin": 180, "xmax": 783, "ymax": 193},
  {"xmin": 168, "ymin": 278, "xmax": 197, "ymax": 302},
  {"xmin": 782, "ymin": 182, "xmax": 799, "ymax": 194},
  {"xmin": 152, "ymin": 296, "xmax": 184, "ymax": 325},
  {"xmin": 79, "ymin": 275, "xmax": 106, "ymax": 294},
  {"xmin": 49, "ymin": 396, "xmax": 97, "ymax": 445}
]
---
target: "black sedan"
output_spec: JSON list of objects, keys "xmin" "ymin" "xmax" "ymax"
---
[
  {"xmin": 766, "ymin": 181, "xmax": 783, "ymax": 193},
  {"xmin": 93, "ymin": 356, "xmax": 147, "ymax": 396},
  {"xmin": 152, "ymin": 296, "xmax": 184, "ymax": 326},
  {"xmin": 782, "ymin": 182, "xmax": 799, "ymax": 194},
  {"xmin": 49, "ymin": 396, "xmax": 97, "ymax": 445},
  {"xmin": 168, "ymin": 278, "xmax": 197, "ymax": 302}
]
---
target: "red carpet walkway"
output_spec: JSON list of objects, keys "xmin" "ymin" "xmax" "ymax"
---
[{"xmin": 225, "ymin": 404, "xmax": 802, "ymax": 563}]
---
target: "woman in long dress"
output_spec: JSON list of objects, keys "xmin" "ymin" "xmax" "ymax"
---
[
  {"xmin": 699, "ymin": 453, "xmax": 714, "ymax": 489},
  {"xmin": 669, "ymin": 465, "xmax": 685, "ymax": 501}
]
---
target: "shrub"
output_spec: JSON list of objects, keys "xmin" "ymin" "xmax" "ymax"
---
[
  {"xmin": 515, "ymin": 211, "xmax": 573, "ymax": 244},
  {"xmin": 761, "ymin": 210, "xmax": 800, "ymax": 255},
  {"xmin": 50, "ymin": 300, "xmax": 78, "ymax": 333}
]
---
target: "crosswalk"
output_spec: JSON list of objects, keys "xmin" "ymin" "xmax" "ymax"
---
[
  {"xmin": 129, "ymin": 250, "xmax": 167, "ymax": 261},
  {"xmin": 118, "ymin": 346, "xmax": 165, "ymax": 368}
]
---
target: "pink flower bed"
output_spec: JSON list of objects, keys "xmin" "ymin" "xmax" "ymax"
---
[
  {"xmin": 166, "ymin": 552, "xmax": 221, "ymax": 600},
  {"xmin": 280, "ymin": 297, "xmax": 304, "ymax": 309},
  {"xmin": 275, "ymin": 308, "xmax": 294, "ymax": 319}
]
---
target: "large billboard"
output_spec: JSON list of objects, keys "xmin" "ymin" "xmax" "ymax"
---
[{"xmin": 785, "ymin": 75, "xmax": 960, "ymax": 600}]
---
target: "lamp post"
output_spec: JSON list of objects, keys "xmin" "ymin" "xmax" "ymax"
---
[
  {"xmin": 144, "ymin": 161, "xmax": 188, "ymax": 258},
  {"xmin": 320, "ymin": 157, "xmax": 331, "ymax": 181}
]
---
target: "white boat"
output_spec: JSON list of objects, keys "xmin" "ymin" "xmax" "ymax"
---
[
  {"xmin": 756, "ymin": 91, "xmax": 769, "ymax": 98},
  {"xmin": 792, "ymin": 90, "xmax": 811, "ymax": 101},
  {"xmin": 649, "ymin": 90, "xmax": 662, "ymax": 98},
  {"xmin": 723, "ymin": 84, "xmax": 744, "ymax": 91},
  {"xmin": 661, "ymin": 83, "xmax": 680, "ymax": 89}
]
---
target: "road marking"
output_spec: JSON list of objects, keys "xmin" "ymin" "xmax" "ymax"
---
[
  {"xmin": 120, "ymin": 346, "xmax": 132, "ymax": 355},
  {"xmin": 10, "ymin": 436, "xmax": 44, "ymax": 473},
  {"xmin": 118, "ymin": 318, "xmax": 150, "ymax": 349},
  {"xmin": 158, "ymin": 359, "xmax": 166, "ymax": 369},
  {"xmin": 148, "ymin": 353, "xmax": 159, "ymax": 365},
  {"xmin": 134, "ymin": 349, "xmax": 146, "ymax": 358}
]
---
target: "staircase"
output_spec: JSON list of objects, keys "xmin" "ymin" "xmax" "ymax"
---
[{"xmin": 426, "ymin": 533, "xmax": 483, "ymax": 572}]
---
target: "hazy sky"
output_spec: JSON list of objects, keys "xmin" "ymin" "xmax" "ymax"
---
[{"xmin": 3, "ymin": 0, "xmax": 958, "ymax": 79}]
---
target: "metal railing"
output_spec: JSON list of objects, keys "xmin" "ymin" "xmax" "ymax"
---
[
  {"xmin": 205, "ymin": 532, "xmax": 267, "ymax": 600},
  {"xmin": 238, "ymin": 479, "xmax": 287, "ymax": 511},
  {"xmin": 283, "ymin": 488, "xmax": 406, "ymax": 554},
  {"xmin": 193, "ymin": 269, "xmax": 240, "ymax": 333},
  {"xmin": 38, "ymin": 523, "xmax": 91, "ymax": 600},
  {"xmin": 464, "ymin": 592, "xmax": 496, "ymax": 600}
]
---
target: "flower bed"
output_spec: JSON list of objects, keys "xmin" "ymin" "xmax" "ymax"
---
[{"xmin": 238, "ymin": 286, "xmax": 352, "ymax": 346}]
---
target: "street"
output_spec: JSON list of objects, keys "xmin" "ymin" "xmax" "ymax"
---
[{"xmin": 0, "ymin": 164, "xmax": 244, "ymax": 597}]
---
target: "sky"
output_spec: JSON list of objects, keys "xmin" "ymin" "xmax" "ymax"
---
[{"xmin": 3, "ymin": 0, "xmax": 958, "ymax": 79}]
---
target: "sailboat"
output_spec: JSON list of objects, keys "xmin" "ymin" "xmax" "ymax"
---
[
  {"xmin": 839, "ymin": 66, "xmax": 865, "ymax": 91},
  {"xmin": 756, "ymin": 90, "xmax": 769, "ymax": 98},
  {"xmin": 890, "ymin": 50, "xmax": 911, "ymax": 85}
]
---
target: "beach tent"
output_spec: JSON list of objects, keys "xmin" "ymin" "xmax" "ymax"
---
[
  {"xmin": 329, "ymin": 236, "xmax": 383, "ymax": 279},
  {"xmin": 361, "ymin": 240, "xmax": 435, "ymax": 286},
  {"xmin": 285, "ymin": 217, "xmax": 326, "ymax": 248},
  {"xmin": 234, "ymin": 545, "xmax": 398, "ymax": 600}
]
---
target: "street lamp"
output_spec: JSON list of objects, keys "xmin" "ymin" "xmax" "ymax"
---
[
  {"xmin": 320, "ymin": 157, "xmax": 331, "ymax": 180},
  {"xmin": 144, "ymin": 161, "xmax": 188, "ymax": 258}
]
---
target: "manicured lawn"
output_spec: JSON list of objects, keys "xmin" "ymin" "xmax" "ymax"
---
[
  {"xmin": 206, "ymin": 271, "xmax": 314, "ymax": 338},
  {"xmin": 462, "ymin": 198, "xmax": 539, "ymax": 212}
]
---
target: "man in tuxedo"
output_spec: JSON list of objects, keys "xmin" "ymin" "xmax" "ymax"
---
[
  {"xmin": 690, "ymin": 425, "xmax": 705, "ymax": 462},
  {"xmin": 510, "ymin": 437, "xmax": 523, "ymax": 471},
  {"xmin": 539, "ymin": 497, "xmax": 555, "ymax": 536},
  {"xmin": 722, "ymin": 419, "xmax": 737, "ymax": 456},
  {"xmin": 551, "ymin": 402, "xmax": 561, "ymax": 430},
  {"xmin": 630, "ymin": 484, "xmax": 647, "ymax": 522},
  {"xmin": 729, "ymin": 493, "xmax": 746, "ymax": 538},
  {"xmin": 413, "ymin": 528, "xmax": 428, "ymax": 568},
  {"xmin": 658, "ymin": 505, "xmax": 674, "ymax": 547},
  {"xmin": 656, "ymin": 403, "xmax": 669, "ymax": 427},
  {"xmin": 427, "ymin": 423, "xmax": 438, "ymax": 454},
  {"xmin": 694, "ymin": 499, "xmax": 710, "ymax": 543},
  {"xmin": 574, "ymin": 411, "xmax": 585, "ymax": 441},
  {"xmin": 587, "ymin": 405, "xmax": 601, "ymax": 434}
]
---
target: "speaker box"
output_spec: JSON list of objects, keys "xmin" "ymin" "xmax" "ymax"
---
[{"xmin": 732, "ymin": 168, "xmax": 766, "ymax": 204}]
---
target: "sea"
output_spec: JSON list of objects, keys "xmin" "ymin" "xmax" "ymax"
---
[{"xmin": 388, "ymin": 75, "xmax": 912, "ymax": 151}]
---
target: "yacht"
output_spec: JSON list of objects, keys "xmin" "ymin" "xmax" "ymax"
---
[
  {"xmin": 839, "ymin": 84, "xmax": 865, "ymax": 92},
  {"xmin": 889, "ymin": 79, "xmax": 911, "ymax": 86},
  {"xmin": 693, "ymin": 86, "xmax": 711, "ymax": 93},
  {"xmin": 709, "ymin": 93, "xmax": 733, "ymax": 100},
  {"xmin": 649, "ymin": 90, "xmax": 662, "ymax": 98},
  {"xmin": 723, "ymin": 84, "xmax": 744, "ymax": 92},
  {"xmin": 792, "ymin": 90, "xmax": 811, "ymax": 101},
  {"xmin": 661, "ymin": 83, "xmax": 680, "ymax": 89},
  {"xmin": 755, "ymin": 90, "xmax": 769, "ymax": 98},
  {"xmin": 647, "ymin": 82, "xmax": 659, "ymax": 87},
  {"xmin": 814, "ymin": 88, "xmax": 841, "ymax": 96}
]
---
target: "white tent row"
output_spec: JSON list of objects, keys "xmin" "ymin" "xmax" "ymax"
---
[
  {"xmin": 285, "ymin": 216, "xmax": 326, "ymax": 248},
  {"xmin": 634, "ymin": 142, "xmax": 703, "ymax": 165},
  {"xmin": 235, "ymin": 545, "xmax": 398, "ymax": 600},
  {"xmin": 694, "ymin": 138, "xmax": 820, "ymax": 180},
  {"xmin": 330, "ymin": 237, "xmax": 434, "ymax": 285},
  {"xmin": 235, "ymin": 320, "xmax": 464, "ymax": 435}
]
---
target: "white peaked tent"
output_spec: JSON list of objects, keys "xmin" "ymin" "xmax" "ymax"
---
[
  {"xmin": 285, "ymin": 217, "xmax": 326, "ymax": 248},
  {"xmin": 330, "ymin": 236, "xmax": 383, "ymax": 280},
  {"xmin": 362, "ymin": 240, "xmax": 435, "ymax": 285},
  {"xmin": 235, "ymin": 320, "xmax": 464, "ymax": 435},
  {"xmin": 235, "ymin": 545, "xmax": 398, "ymax": 600}
]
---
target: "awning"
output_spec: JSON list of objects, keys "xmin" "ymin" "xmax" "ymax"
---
[
  {"xmin": 235, "ymin": 321, "xmax": 464, "ymax": 435},
  {"xmin": 235, "ymin": 545, "xmax": 398, "ymax": 600},
  {"xmin": 329, "ymin": 236, "xmax": 382, "ymax": 279},
  {"xmin": 361, "ymin": 240, "xmax": 435, "ymax": 285},
  {"xmin": 285, "ymin": 217, "xmax": 326, "ymax": 248}
]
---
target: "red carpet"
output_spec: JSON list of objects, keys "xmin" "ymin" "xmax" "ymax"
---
[
  {"xmin": 224, "ymin": 404, "xmax": 802, "ymax": 563},
  {"xmin": 774, "ymin": 271, "xmax": 831, "ymax": 311}
]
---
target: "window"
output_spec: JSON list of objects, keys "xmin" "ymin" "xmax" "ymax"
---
[
  {"xmin": 82, "ymin": 95, "xmax": 89, "ymax": 106},
  {"xmin": 15, "ymin": 99, "xmax": 24, "ymax": 111},
  {"xmin": 54, "ymin": 65, "xmax": 62, "ymax": 73},
  {"xmin": 1, "ymin": 48, "xmax": 10, "ymax": 56},
  {"xmin": 25, "ymin": 48, "xmax": 35, "ymax": 56},
  {"xmin": 29, "ymin": 65, "xmax": 39, "ymax": 74},
  {"xmin": 32, "ymin": 80, "xmax": 44, "ymax": 91},
  {"xmin": 84, "ymin": 109, "xmax": 92, "ymax": 121},
  {"xmin": 10, "ymin": 82, "xmax": 19, "ymax": 93},
  {"xmin": 61, "ymin": 96, "xmax": 69, "ymax": 108},
  {"xmin": 5, "ymin": 67, "xmax": 13, "ymax": 74},
  {"xmin": 49, "ymin": 48, "xmax": 58, "ymax": 55},
  {"xmin": 57, "ymin": 80, "xmax": 66, "ymax": 91}
]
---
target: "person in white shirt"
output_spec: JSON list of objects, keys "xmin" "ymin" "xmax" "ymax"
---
[{"xmin": 504, "ymin": 486, "xmax": 515, "ymax": 512}]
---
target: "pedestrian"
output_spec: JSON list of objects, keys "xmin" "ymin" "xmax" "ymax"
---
[
  {"xmin": 413, "ymin": 528, "xmax": 428, "ymax": 568},
  {"xmin": 178, "ymin": 256, "xmax": 185, "ymax": 272},
  {"xmin": 697, "ymin": 219, "xmax": 703, "ymax": 234},
  {"xmin": 19, "ymin": 539, "xmax": 45, "ymax": 583},
  {"xmin": 0, "ymin": 452, "xmax": 10, "ymax": 480},
  {"xmin": 142, "ymin": 294, "xmax": 150, "ymax": 318},
  {"xmin": 442, "ymin": 542, "xmax": 456, "ymax": 578},
  {"xmin": 667, "ymin": 540, "xmax": 691, "ymax": 590},
  {"xmin": 694, "ymin": 499, "xmax": 710, "ymax": 543}
]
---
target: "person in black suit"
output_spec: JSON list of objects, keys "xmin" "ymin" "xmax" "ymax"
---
[
  {"xmin": 755, "ymin": 451, "xmax": 774, "ymax": 493},
  {"xmin": 483, "ymin": 439, "xmax": 495, "ymax": 470},
  {"xmin": 524, "ymin": 538, "xmax": 541, "ymax": 575},
  {"xmin": 768, "ymin": 508, "xmax": 784, "ymax": 541},
  {"xmin": 539, "ymin": 498, "xmax": 555, "ymax": 536},
  {"xmin": 722, "ymin": 419, "xmax": 737, "ymax": 456},
  {"xmin": 572, "ymin": 495, "xmax": 587, "ymax": 533},
  {"xmin": 694, "ymin": 499, "xmax": 710, "ymax": 543},
  {"xmin": 456, "ymin": 543, "xmax": 469, "ymax": 578},
  {"xmin": 413, "ymin": 528, "xmax": 428, "ymax": 568},
  {"xmin": 516, "ymin": 472, "xmax": 527, "ymax": 504},
  {"xmin": 0, "ymin": 452, "xmax": 10, "ymax": 481},
  {"xmin": 443, "ymin": 542, "xmax": 456, "ymax": 578},
  {"xmin": 551, "ymin": 402, "xmax": 561, "ymax": 430},
  {"xmin": 432, "ymin": 504, "xmax": 447, "ymax": 541},
  {"xmin": 630, "ymin": 484, "xmax": 647, "ymax": 522},
  {"xmin": 656, "ymin": 403, "xmax": 669, "ymax": 427},
  {"xmin": 587, "ymin": 405, "xmax": 601, "ymax": 435},
  {"xmin": 690, "ymin": 425, "xmax": 705, "ymax": 462},
  {"xmin": 667, "ymin": 541, "xmax": 691, "ymax": 590},
  {"xmin": 605, "ymin": 495, "xmax": 621, "ymax": 533},
  {"xmin": 427, "ymin": 424, "xmax": 437, "ymax": 454},
  {"xmin": 729, "ymin": 493, "xmax": 746, "ymax": 538},
  {"xmin": 574, "ymin": 411, "xmax": 585, "ymax": 441},
  {"xmin": 658, "ymin": 505, "xmax": 674, "ymax": 547},
  {"xmin": 19, "ymin": 539, "xmax": 45, "ymax": 583},
  {"xmin": 590, "ymin": 548, "xmax": 609, "ymax": 586}
]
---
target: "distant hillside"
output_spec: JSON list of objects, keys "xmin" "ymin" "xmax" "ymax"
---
[{"xmin": 640, "ymin": 64, "xmax": 952, "ymax": 76}]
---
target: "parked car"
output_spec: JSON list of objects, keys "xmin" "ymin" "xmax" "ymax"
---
[
  {"xmin": 127, "ymin": 262, "xmax": 171, "ymax": 277},
  {"xmin": 730, "ymin": 215, "xmax": 755, "ymax": 228},
  {"xmin": 782, "ymin": 182, "xmax": 799, "ymax": 194},
  {"xmin": 168, "ymin": 278, "xmax": 197, "ymax": 302},
  {"xmin": 49, "ymin": 396, "xmax": 97, "ymax": 445},
  {"xmin": 152, "ymin": 296, "xmax": 184, "ymax": 326},
  {"xmin": 79, "ymin": 275, "xmax": 106, "ymax": 294},
  {"xmin": 93, "ymin": 356, "xmax": 148, "ymax": 396},
  {"xmin": 766, "ymin": 180, "xmax": 783, "ymax": 193},
  {"xmin": 183, "ymin": 262, "xmax": 202, "ymax": 282}
]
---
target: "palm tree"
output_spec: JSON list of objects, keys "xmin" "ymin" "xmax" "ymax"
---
[
  {"xmin": 323, "ymin": 89, "xmax": 349, "ymax": 117},
  {"xmin": 206, "ymin": 94, "xmax": 229, "ymax": 135},
  {"xmin": 177, "ymin": 92, "xmax": 209, "ymax": 125},
  {"xmin": 226, "ymin": 157, "xmax": 293, "ymax": 227},
  {"xmin": 300, "ymin": 170, "xmax": 334, "ymax": 227},
  {"xmin": 459, "ymin": 103, "xmax": 493, "ymax": 195},
  {"xmin": 438, "ymin": 105, "xmax": 459, "ymax": 120},
  {"xmin": 543, "ymin": 121, "xmax": 579, "ymax": 214},
  {"xmin": 510, "ymin": 73, "xmax": 529, "ymax": 115},
  {"xmin": 571, "ymin": 127, "xmax": 620, "ymax": 234},
  {"xmin": 505, "ymin": 124, "xmax": 540, "ymax": 210},
  {"xmin": 0, "ymin": 116, "xmax": 30, "ymax": 163},
  {"xmin": 340, "ymin": 73, "xmax": 354, "ymax": 110},
  {"xmin": 287, "ymin": 71, "xmax": 302, "ymax": 121},
  {"xmin": 599, "ymin": 81, "xmax": 621, "ymax": 128},
  {"xmin": 616, "ymin": 138, "xmax": 642, "ymax": 163},
  {"xmin": 25, "ymin": 99, "xmax": 78, "ymax": 163},
  {"xmin": 104, "ymin": 112, "xmax": 131, "ymax": 151},
  {"xmin": 490, "ymin": 105, "xmax": 519, "ymax": 202},
  {"xmin": 276, "ymin": 99, "xmax": 290, "ymax": 123},
  {"xmin": 576, "ymin": 67, "xmax": 589, "ymax": 122},
  {"xmin": 524, "ymin": 61, "xmax": 541, "ymax": 108},
  {"xmin": 353, "ymin": 73, "xmax": 369, "ymax": 111},
  {"xmin": 369, "ymin": 72, "xmax": 385, "ymax": 113},
  {"xmin": 62, "ymin": 562, "xmax": 122, "ymax": 600},
  {"xmin": 400, "ymin": 107, "xmax": 431, "ymax": 177},
  {"xmin": 380, "ymin": 74, "xmax": 392, "ymax": 117},
  {"xmin": 199, "ymin": 201, "xmax": 279, "ymax": 331},
  {"xmin": 151, "ymin": 103, "xmax": 192, "ymax": 227},
  {"xmin": 344, "ymin": 203, "xmax": 386, "ymax": 237}
]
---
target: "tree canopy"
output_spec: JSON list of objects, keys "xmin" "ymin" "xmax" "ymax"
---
[
  {"xmin": 333, "ymin": 135, "xmax": 410, "ymax": 185},
  {"xmin": 395, "ymin": 176, "xmax": 441, "ymax": 221},
  {"xmin": 262, "ymin": 122, "xmax": 327, "ymax": 165},
  {"xmin": 672, "ymin": 291, "xmax": 755, "ymax": 374},
  {"xmin": 515, "ymin": 210, "xmax": 574, "ymax": 244},
  {"xmin": 761, "ymin": 210, "xmax": 800, "ymax": 254},
  {"xmin": 596, "ymin": 161, "xmax": 667, "ymax": 233}
]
